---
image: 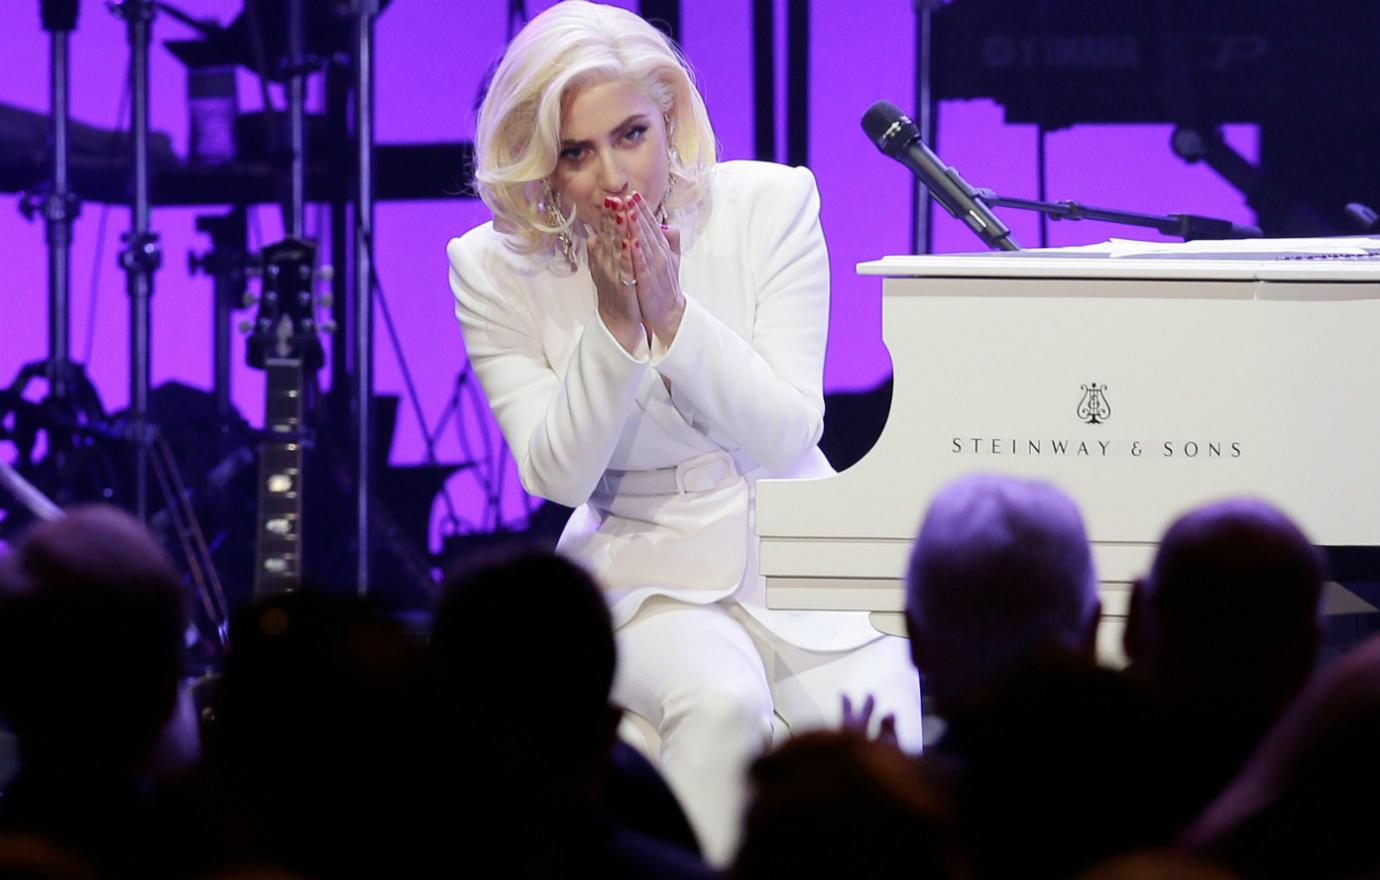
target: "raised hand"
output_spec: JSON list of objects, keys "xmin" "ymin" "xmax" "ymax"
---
[
  {"xmin": 841, "ymin": 693, "xmax": 900, "ymax": 746},
  {"xmin": 586, "ymin": 195, "xmax": 644, "ymax": 354},
  {"xmin": 626, "ymin": 191, "xmax": 685, "ymax": 347}
]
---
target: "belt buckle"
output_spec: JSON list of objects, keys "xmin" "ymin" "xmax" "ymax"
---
[{"xmin": 675, "ymin": 451, "xmax": 732, "ymax": 494}]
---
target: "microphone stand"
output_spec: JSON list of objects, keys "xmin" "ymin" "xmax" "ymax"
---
[
  {"xmin": 972, "ymin": 190, "xmax": 1263, "ymax": 243},
  {"xmin": 111, "ymin": 0, "xmax": 161, "ymax": 523}
]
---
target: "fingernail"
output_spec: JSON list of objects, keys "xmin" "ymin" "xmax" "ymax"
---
[
  {"xmin": 621, "ymin": 240, "xmax": 628, "ymax": 250},
  {"xmin": 633, "ymin": 192, "xmax": 644, "ymax": 204},
  {"xmin": 615, "ymin": 215, "xmax": 623, "ymax": 225}
]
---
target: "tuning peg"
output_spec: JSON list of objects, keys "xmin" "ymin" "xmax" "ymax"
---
[
  {"xmin": 238, "ymin": 319, "xmax": 254, "ymax": 334},
  {"xmin": 242, "ymin": 292, "xmax": 258, "ymax": 308},
  {"xmin": 320, "ymin": 319, "xmax": 338, "ymax": 335},
  {"xmin": 318, "ymin": 292, "xmax": 334, "ymax": 309},
  {"xmin": 318, "ymin": 264, "xmax": 335, "ymax": 282}
]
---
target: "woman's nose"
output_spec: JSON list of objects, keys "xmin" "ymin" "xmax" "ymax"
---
[{"xmin": 597, "ymin": 151, "xmax": 628, "ymax": 193}]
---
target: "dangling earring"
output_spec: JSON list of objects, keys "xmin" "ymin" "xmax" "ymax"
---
[
  {"xmin": 543, "ymin": 180, "xmax": 577, "ymax": 267},
  {"xmin": 659, "ymin": 114, "xmax": 679, "ymax": 224},
  {"xmin": 664, "ymin": 113, "xmax": 681, "ymax": 166}
]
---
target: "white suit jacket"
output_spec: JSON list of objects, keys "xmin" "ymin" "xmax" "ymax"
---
[{"xmin": 448, "ymin": 161, "xmax": 880, "ymax": 652}]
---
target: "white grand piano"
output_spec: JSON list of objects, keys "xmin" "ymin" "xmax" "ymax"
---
[{"xmin": 756, "ymin": 238, "xmax": 1380, "ymax": 661}]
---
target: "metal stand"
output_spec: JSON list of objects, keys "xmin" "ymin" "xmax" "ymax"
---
[
  {"xmin": 911, "ymin": 0, "xmax": 942, "ymax": 255},
  {"xmin": 15, "ymin": 0, "xmax": 83, "ymax": 399},
  {"xmin": 285, "ymin": 0, "xmax": 307, "ymax": 238},
  {"xmin": 39, "ymin": 0, "xmax": 80, "ymax": 398},
  {"xmin": 111, "ymin": 0, "xmax": 161, "ymax": 523},
  {"xmin": 9, "ymin": 0, "xmax": 107, "ymax": 511},
  {"xmin": 351, "ymin": 0, "xmax": 380, "ymax": 597},
  {"xmin": 974, "ymin": 190, "xmax": 1263, "ymax": 241}
]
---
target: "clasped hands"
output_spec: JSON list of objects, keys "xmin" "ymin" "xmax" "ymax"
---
[{"xmin": 586, "ymin": 191, "xmax": 685, "ymax": 355}]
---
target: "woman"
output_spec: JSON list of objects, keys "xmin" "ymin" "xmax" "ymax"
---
[{"xmin": 447, "ymin": 1, "xmax": 922, "ymax": 862}]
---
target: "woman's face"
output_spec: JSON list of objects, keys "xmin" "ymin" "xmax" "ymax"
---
[{"xmin": 551, "ymin": 77, "xmax": 670, "ymax": 227}]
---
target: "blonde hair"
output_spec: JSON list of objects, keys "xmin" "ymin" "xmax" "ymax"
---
[{"xmin": 474, "ymin": 1, "xmax": 717, "ymax": 255}]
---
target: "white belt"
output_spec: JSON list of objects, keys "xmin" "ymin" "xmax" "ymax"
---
[{"xmin": 593, "ymin": 449, "xmax": 747, "ymax": 499}]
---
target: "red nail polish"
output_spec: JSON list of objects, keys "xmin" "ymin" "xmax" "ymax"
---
[
  {"xmin": 621, "ymin": 240, "xmax": 628, "ymax": 250},
  {"xmin": 633, "ymin": 192, "xmax": 644, "ymax": 204},
  {"xmin": 615, "ymin": 215, "xmax": 623, "ymax": 225}
]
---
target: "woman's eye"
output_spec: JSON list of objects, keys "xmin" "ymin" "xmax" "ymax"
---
[
  {"xmin": 623, "ymin": 125, "xmax": 648, "ymax": 144},
  {"xmin": 560, "ymin": 146, "xmax": 586, "ymax": 162}
]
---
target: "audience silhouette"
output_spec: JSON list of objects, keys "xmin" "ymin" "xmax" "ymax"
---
[
  {"xmin": 905, "ymin": 473, "xmax": 1102, "ymax": 721},
  {"xmin": 0, "ymin": 485, "xmax": 1370, "ymax": 878},
  {"xmin": 1124, "ymin": 499, "xmax": 1327, "ymax": 828},
  {"xmin": 1187, "ymin": 634, "xmax": 1380, "ymax": 880},
  {"xmin": 733, "ymin": 729, "xmax": 962, "ymax": 879},
  {"xmin": 432, "ymin": 549, "xmax": 713, "ymax": 879},
  {"xmin": 0, "ymin": 506, "xmax": 193, "ymax": 878}
]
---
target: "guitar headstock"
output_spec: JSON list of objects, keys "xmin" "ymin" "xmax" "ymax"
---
[{"xmin": 246, "ymin": 237, "xmax": 328, "ymax": 372}]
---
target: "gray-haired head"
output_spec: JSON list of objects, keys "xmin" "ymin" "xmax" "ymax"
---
[{"xmin": 905, "ymin": 473, "xmax": 1100, "ymax": 712}]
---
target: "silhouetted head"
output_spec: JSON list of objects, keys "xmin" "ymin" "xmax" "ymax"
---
[
  {"xmin": 1187, "ymin": 635, "xmax": 1380, "ymax": 880},
  {"xmin": 735, "ymin": 731, "xmax": 961, "ymax": 879},
  {"xmin": 948, "ymin": 649, "xmax": 1179, "ymax": 880},
  {"xmin": 433, "ymin": 548, "xmax": 618, "ymax": 778},
  {"xmin": 216, "ymin": 589, "xmax": 442, "ymax": 876},
  {"xmin": 0, "ymin": 506, "xmax": 185, "ymax": 773},
  {"xmin": 1126, "ymin": 498, "xmax": 1324, "ymax": 719},
  {"xmin": 905, "ymin": 473, "xmax": 1100, "ymax": 715}
]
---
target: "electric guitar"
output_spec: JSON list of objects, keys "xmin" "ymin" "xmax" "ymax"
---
[{"xmin": 246, "ymin": 237, "xmax": 326, "ymax": 597}]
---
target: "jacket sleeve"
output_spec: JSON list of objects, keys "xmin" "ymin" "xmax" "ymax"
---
[
  {"xmin": 654, "ymin": 165, "xmax": 829, "ymax": 473},
  {"xmin": 447, "ymin": 233, "xmax": 649, "ymax": 507}
]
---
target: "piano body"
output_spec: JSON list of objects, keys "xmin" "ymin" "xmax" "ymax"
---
[{"xmin": 756, "ymin": 244, "xmax": 1380, "ymax": 660}]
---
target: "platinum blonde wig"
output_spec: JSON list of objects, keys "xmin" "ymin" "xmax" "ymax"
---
[{"xmin": 474, "ymin": 1, "xmax": 717, "ymax": 254}]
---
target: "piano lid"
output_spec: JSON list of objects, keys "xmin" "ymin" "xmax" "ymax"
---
[{"xmin": 858, "ymin": 237, "xmax": 1380, "ymax": 283}]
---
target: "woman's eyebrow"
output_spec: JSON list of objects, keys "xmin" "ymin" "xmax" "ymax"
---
[{"xmin": 561, "ymin": 114, "xmax": 650, "ymax": 148}]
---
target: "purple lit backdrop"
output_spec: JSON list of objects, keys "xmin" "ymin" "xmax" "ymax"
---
[{"xmin": 0, "ymin": 1, "xmax": 1255, "ymax": 539}]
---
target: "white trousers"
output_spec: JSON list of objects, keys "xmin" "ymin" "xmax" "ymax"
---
[{"xmin": 610, "ymin": 597, "xmax": 923, "ymax": 866}]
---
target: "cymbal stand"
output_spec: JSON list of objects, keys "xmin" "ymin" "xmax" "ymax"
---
[
  {"xmin": 30, "ymin": 0, "xmax": 81, "ymax": 400},
  {"xmin": 110, "ymin": 0, "xmax": 161, "ymax": 523},
  {"xmin": 11, "ymin": 0, "xmax": 109, "ymax": 507}
]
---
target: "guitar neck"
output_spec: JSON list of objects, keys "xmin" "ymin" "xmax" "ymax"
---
[{"xmin": 254, "ymin": 356, "xmax": 306, "ymax": 597}]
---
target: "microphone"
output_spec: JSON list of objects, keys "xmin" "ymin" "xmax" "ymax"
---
[{"xmin": 862, "ymin": 100, "xmax": 1020, "ymax": 251}]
